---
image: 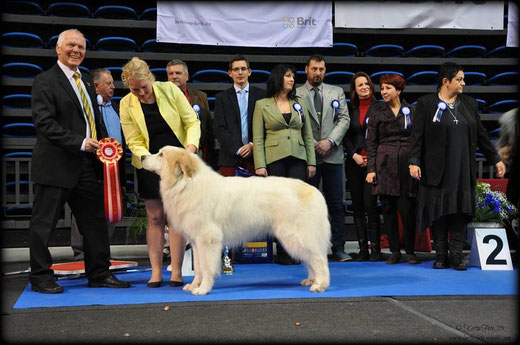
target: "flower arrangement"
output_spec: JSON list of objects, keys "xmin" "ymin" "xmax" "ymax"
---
[{"xmin": 474, "ymin": 182, "xmax": 518, "ymax": 225}]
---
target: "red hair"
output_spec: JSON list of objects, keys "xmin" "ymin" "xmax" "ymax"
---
[{"xmin": 379, "ymin": 74, "xmax": 406, "ymax": 91}]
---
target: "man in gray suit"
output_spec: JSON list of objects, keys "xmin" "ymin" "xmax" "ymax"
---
[{"xmin": 296, "ymin": 54, "xmax": 351, "ymax": 261}]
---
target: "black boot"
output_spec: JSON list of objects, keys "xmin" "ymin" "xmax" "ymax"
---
[
  {"xmin": 386, "ymin": 251, "xmax": 401, "ymax": 264},
  {"xmin": 368, "ymin": 221, "xmax": 382, "ymax": 262},
  {"xmin": 433, "ymin": 254, "xmax": 448, "ymax": 269},
  {"xmin": 355, "ymin": 218, "xmax": 370, "ymax": 261},
  {"xmin": 449, "ymin": 252, "xmax": 467, "ymax": 270}
]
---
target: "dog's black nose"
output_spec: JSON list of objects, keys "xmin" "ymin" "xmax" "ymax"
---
[{"xmin": 141, "ymin": 155, "xmax": 146, "ymax": 162}]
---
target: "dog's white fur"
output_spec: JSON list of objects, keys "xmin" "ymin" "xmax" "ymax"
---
[{"xmin": 141, "ymin": 146, "xmax": 331, "ymax": 295}]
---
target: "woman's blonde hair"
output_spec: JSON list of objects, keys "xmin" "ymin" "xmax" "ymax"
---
[{"xmin": 121, "ymin": 57, "xmax": 155, "ymax": 87}]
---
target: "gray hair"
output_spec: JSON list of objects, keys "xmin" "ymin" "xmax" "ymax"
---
[
  {"xmin": 166, "ymin": 59, "xmax": 189, "ymax": 74},
  {"xmin": 56, "ymin": 28, "xmax": 86, "ymax": 48},
  {"xmin": 91, "ymin": 68, "xmax": 111, "ymax": 83}
]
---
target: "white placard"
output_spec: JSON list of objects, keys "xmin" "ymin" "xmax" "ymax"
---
[
  {"xmin": 157, "ymin": 1, "xmax": 332, "ymax": 47},
  {"xmin": 468, "ymin": 228, "xmax": 513, "ymax": 270},
  {"xmin": 334, "ymin": 1, "xmax": 504, "ymax": 30},
  {"xmin": 169, "ymin": 247, "xmax": 195, "ymax": 276}
]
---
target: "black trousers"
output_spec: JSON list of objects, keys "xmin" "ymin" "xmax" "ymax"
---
[
  {"xmin": 29, "ymin": 156, "xmax": 111, "ymax": 284},
  {"xmin": 345, "ymin": 162, "xmax": 380, "ymax": 228},
  {"xmin": 266, "ymin": 156, "xmax": 306, "ymax": 181},
  {"xmin": 380, "ymin": 195, "xmax": 417, "ymax": 254},
  {"xmin": 431, "ymin": 213, "xmax": 467, "ymax": 255}
]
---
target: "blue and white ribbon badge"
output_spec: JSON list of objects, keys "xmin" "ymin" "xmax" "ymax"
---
[
  {"xmin": 293, "ymin": 102, "xmax": 304, "ymax": 123},
  {"xmin": 402, "ymin": 106, "xmax": 411, "ymax": 129},
  {"xmin": 331, "ymin": 99, "xmax": 340, "ymax": 122},
  {"xmin": 192, "ymin": 104, "xmax": 201, "ymax": 119},
  {"xmin": 365, "ymin": 115, "xmax": 370, "ymax": 138},
  {"xmin": 433, "ymin": 101, "xmax": 446, "ymax": 123}
]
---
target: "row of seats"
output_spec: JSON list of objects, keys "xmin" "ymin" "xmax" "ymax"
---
[
  {"xmin": 3, "ymin": 1, "xmax": 156, "ymax": 20},
  {"xmin": 2, "ymin": 62, "xmax": 517, "ymax": 87},
  {"xmin": 3, "ymin": 32, "xmax": 518, "ymax": 58}
]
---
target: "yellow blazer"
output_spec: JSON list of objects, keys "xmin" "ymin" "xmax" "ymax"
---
[
  {"xmin": 120, "ymin": 81, "xmax": 201, "ymax": 169},
  {"xmin": 253, "ymin": 97, "xmax": 316, "ymax": 169}
]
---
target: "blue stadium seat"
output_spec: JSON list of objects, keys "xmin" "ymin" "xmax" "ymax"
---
[
  {"xmin": 47, "ymin": 2, "xmax": 91, "ymax": 17},
  {"xmin": 446, "ymin": 45, "xmax": 486, "ymax": 58},
  {"xmin": 105, "ymin": 67, "xmax": 123, "ymax": 81},
  {"xmin": 295, "ymin": 70, "xmax": 307, "ymax": 84},
  {"xmin": 487, "ymin": 100, "xmax": 520, "ymax": 113},
  {"xmin": 476, "ymin": 99, "xmax": 487, "ymax": 112},
  {"xmin": 463, "ymin": 72, "xmax": 487, "ymax": 85},
  {"xmin": 324, "ymin": 71, "xmax": 355, "ymax": 85},
  {"xmin": 191, "ymin": 70, "xmax": 230, "ymax": 83},
  {"xmin": 207, "ymin": 97, "xmax": 216, "ymax": 110},
  {"xmin": 406, "ymin": 71, "xmax": 437, "ymax": 85},
  {"xmin": 370, "ymin": 71, "xmax": 404, "ymax": 81},
  {"xmin": 150, "ymin": 68, "xmax": 167, "ymax": 81},
  {"xmin": 94, "ymin": 5, "xmax": 137, "ymax": 20},
  {"xmin": 405, "ymin": 45, "xmax": 445, "ymax": 57},
  {"xmin": 487, "ymin": 45, "xmax": 519, "ymax": 58},
  {"xmin": 2, "ymin": 152, "xmax": 32, "ymax": 159},
  {"xmin": 2, "ymin": 32, "xmax": 44, "ymax": 48},
  {"xmin": 365, "ymin": 44, "xmax": 404, "ymax": 57},
  {"xmin": 112, "ymin": 96, "xmax": 122, "ymax": 102},
  {"xmin": 141, "ymin": 39, "xmax": 180, "ymax": 53},
  {"xmin": 487, "ymin": 72, "xmax": 519, "ymax": 85},
  {"xmin": 1, "ymin": 62, "xmax": 42, "ymax": 78},
  {"xmin": 249, "ymin": 70, "xmax": 270, "ymax": 84},
  {"xmin": 95, "ymin": 37, "xmax": 137, "ymax": 52},
  {"xmin": 140, "ymin": 8, "xmax": 157, "ymax": 21},
  {"xmin": 4, "ymin": 1, "xmax": 43, "ymax": 15},
  {"xmin": 78, "ymin": 66, "xmax": 90, "ymax": 75},
  {"xmin": 2, "ymin": 94, "xmax": 32, "ymax": 108},
  {"xmin": 48, "ymin": 35, "xmax": 91, "ymax": 50},
  {"xmin": 488, "ymin": 127, "xmax": 501, "ymax": 140},
  {"xmin": 322, "ymin": 43, "xmax": 358, "ymax": 57},
  {"xmin": 1, "ymin": 123, "xmax": 36, "ymax": 138}
]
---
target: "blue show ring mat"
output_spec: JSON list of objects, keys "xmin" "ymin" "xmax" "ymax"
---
[{"xmin": 14, "ymin": 261, "xmax": 518, "ymax": 309}]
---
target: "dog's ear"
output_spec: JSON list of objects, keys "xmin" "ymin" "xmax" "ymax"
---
[
  {"xmin": 162, "ymin": 149, "xmax": 196, "ymax": 187},
  {"xmin": 176, "ymin": 150, "xmax": 196, "ymax": 180}
]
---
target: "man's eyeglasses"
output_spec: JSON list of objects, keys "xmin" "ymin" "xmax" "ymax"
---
[{"xmin": 231, "ymin": 67, "xmax": 249, "ymax": 72}]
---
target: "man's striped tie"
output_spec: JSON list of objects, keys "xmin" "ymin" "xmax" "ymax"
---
[{"xmin": 72, "ymin": 72, "xmax": 97, "ymax": 139}]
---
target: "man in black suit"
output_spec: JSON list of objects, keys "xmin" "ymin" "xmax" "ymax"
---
[
  {"xmin": 70, "ymin": 68, "xmax": 128, "ymax": 261},
  {"xmin": 213, "ymin": 55, "xmax": 266, "ymax": 176},
  {"xmin": 29, "ymin": 29, "xmax": 130, "ymax": 293}
]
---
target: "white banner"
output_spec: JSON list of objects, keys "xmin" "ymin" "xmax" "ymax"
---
[
  {"xmin": 157, "ymin": 1, "xmax": 332, "ymax": 47},
  {"xmin": 335, "ymin": 1, "xmax": 504, "ymax": 30},
  {"xmin": 507, "ymin": 2, "xmax": 518, "ymax": 47}
]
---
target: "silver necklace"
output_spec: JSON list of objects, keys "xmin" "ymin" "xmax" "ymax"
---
[{"xmin": 440, "ymin": 96, "xmax": 459, "ymax": 124}]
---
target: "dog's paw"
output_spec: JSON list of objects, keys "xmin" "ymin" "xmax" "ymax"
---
[
  {"xmin": 183, "ymin": 284, "xmax": 194, "ymax": 292},
  {"xmin": 309, "ymin": 283, "xmax": 327, "ymax": 293},
  {"xmin": 191, "ymin": 287, "xmax": 210, "ymax": 295},
  {"xmin": 300, "ymin": 278, "xmax": 314, "ymax": 286}
]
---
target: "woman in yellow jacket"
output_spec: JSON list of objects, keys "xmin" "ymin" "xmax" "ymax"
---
[
  {"xmin": 120, "ymin": 57, "xmax": 200, "ymax": 287},
  {"xmin": 253, "ymin": 64, "xmax": 316, "ymax": 264}
]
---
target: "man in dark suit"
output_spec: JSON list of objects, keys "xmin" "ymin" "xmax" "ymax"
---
[
  {"xmin": 166, "ymin": 59, "xmax": 218, "ymax": 170},
  {"xmin": 213, "ymin": 55, "xmax": 266, "ymax": 176},
  {"xmin": 29, "ymin": 29, "xmax": 130, "ymax": 293},
  {"xmin": 70, "ymin": 68, "xmax": 128, "ymax": 260}
]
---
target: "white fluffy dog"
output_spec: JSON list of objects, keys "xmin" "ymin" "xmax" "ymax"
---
[{"xmin": 141, "ymin": 146, "xmax": 331, "ymax": 295}]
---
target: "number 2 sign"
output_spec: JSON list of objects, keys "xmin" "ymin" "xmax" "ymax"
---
[{"xmin": 468, "ymin": 228, "xmax": 513, "ymax": 270}]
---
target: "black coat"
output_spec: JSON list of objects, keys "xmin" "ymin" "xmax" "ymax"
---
[
  {"xmin": 31, "ymin": 64, "xmax": 108, "ymax": 188},
  {"xmin": 342, "ymin": 99, "xmax": 380, "ymax": 158},
  {"xmin": 213, "ymin": 85, "xmax": 266, "ymax": 167},
  {"xmin": 409, "ymin": 93, "xmax": 500, "ymax": 187}
]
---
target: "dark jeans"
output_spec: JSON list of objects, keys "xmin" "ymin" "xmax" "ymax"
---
[
  {"xmin": 380, "ymin": 195, "xmax": 417, "ymax": 254},
  {"xmin": 308, "ymin": 163, "xmax": 345, "ymax": 252},
  {"xmin": 431, "ymin": 213, "xmax": 468, "ymax": 255},
  {"xmin": 345, "ymin": 162, "xmax": 380, "ymax": 230},
  {"xmin": 29, "ymin": 156, "xmax": 111, "ymax": 284}
]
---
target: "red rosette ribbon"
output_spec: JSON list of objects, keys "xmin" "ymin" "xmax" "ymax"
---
[{"xmin": 96, "ymin": 138, "xmax": 123, "ymax": 223}]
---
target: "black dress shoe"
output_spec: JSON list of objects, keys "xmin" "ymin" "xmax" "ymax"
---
[
  {"xmin": 407, "ymin": 253, "xmax": 420, "ymax": 265},
  {"xmin": 356, "ymin": 250, "xmax": 370, "ymax": 262},
  {"xmin": 169, "ymin": 280, "xmax": 184, "ymax": 287},
  {"xmin": 31, "ymin": 280, "xmax": 64, "ymax": 294},
  {"xmin": 88, "ymin": 273, "xmax": 131, "ymax": 288},
  {"xmin": 369, "ymin": 250, "xmax": 383, "ymax": 262},
  {"xmin": 147, "ymin": 280, "xmax": 163, "ymax": 288},
  {"xmin": 433, "ymin": 255, "xmax": 449, "ymax": 269},
  {"xmin": 385, "ymin": 252, "xmax": 401, "ymax": 264}
]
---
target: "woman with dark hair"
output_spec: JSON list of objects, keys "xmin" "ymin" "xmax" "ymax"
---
[
  {"xmin": 409, "ymin": 62, "xmax": 506, "ymax": 270},
  {"xmin": 342, "ymin": 72, "xmax": 382, "ymax": 261},
  {"xmin": 253, "ymin": 64, "xmax": 316, "ymax": 264},
  {"xmin": 366, "ymin": 74, "xmax": 419, "ymax": 265}
]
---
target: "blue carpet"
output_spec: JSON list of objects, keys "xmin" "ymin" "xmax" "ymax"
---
[{"xmin": 13, "ymin": 261, "xmax": 518, "ymax": 309}]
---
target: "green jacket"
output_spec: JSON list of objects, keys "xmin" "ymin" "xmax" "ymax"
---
[{"xmin": 252, "ymin": 97, "xmax": 316, "ymax": 169}]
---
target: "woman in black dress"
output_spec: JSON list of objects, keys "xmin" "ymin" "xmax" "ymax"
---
[
  {"xmin": 120, "ymin": 57, "xmax": 201, "ymax": 287},
  {"xmin": 342, "ymin": 72, "xmax": 382, "ymax": 261},
  {"xmin": 409, "ymin": 62, "xmax": 506, "ymax": 270},
  {"xmin": 366, "ymin": 74, "xmax": 418, "ymax": 265}
]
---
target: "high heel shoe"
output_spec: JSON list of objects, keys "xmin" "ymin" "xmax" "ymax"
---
[
  {"xmin": 169, "ymin": 280, "xmax": 184, "ymax": 287},
  {"xmin": 147, "ymin": 280, "xmax": 163, "ymax": 288}
]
